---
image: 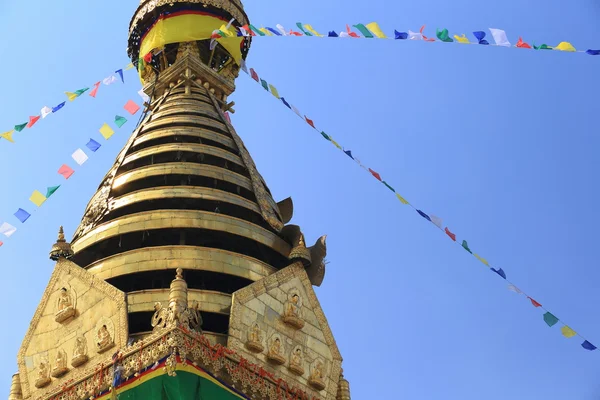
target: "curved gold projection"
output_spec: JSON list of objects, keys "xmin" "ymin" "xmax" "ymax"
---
[
  {"xmin": 133, "ymin": 127, "xmax": 236, "ymax": 150},
  {"xmin": 141, "ymin": 115, "xmax": 228, "ymax": 134},
  {"xmin": 107, "ymin": 186, "xmax": 260, "ymax": 214},
  {"xmin": 72, "ymin": 210, "xmax": 291, "ymax": 256},
  {"xmin": 85, "ymin": 246, "xmax": 277, "ymax": 282},
  {"xmin": 131, "ymin": 331, "xmax": 227, "ymax": 347},
  {"xmin": 151, "ymin": 106, "xmax": 222, "ymax": 121},
  {"xmin": 128, "ymin": 289, "xmax": 232, "ymax": 315},
  {"xmin": 113, "ymin": 163, "xmax": 252, "ymax": 191},
  {"xmin": 158, "ymin": 99, "xmax": 214, "ymax": 111},
  {"xmin": 122, "ymin": 143, "xmax": 244, "ymax": 167}
]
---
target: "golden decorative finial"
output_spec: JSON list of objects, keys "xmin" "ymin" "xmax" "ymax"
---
[
  {"xmin": 151, "ymin": 268, "xmax": 202, "ymax": 332},
  {"xmin": 8, "ymin": 373, "xmax": 22, "ymax": 400},
  {"xmin": 336, "ymin": 370, "xmax": 351, "ymax": 400},
  {"xmin": 50, "ymin": 226, "xmax": 74, "ymax": 261}
]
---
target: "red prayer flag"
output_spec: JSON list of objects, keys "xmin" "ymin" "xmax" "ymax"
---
[
  {"xmin": 124, "ymin": 100, "xmax": 141, "ymax": 115},
  {"xmin": 58, "ymin": 164, "xmax": 74, "ymax": 179},
  {"xmin": 420, "ymin": 25, "xmax": 436, "ymax": 42},
  {"xmin": 143, "ymin": 52, "xmax": 153, "ymax": 63},
  {"xmin": 249, "ymin": 68, "xmax": 259, "ymax": 82},
  {"xmin": 368, "ymin": 168, "xmax": 382, "ymax": 181},
  {"xmin": 27, "ymin": 115, "xmax": 41, "ymax": 128},
  {"xmin": 528, "ymin": 297, "xmax": 542, "ymax": 307},
  {"xmin": 516, "ymin": 37, "xmax": 532, "ymax": 49},
  {"xmin": 0, "ymin": 241, "xmax": 3, "ymax": 247},
  {"xmin": 305, "ymin": 116, "xmax": 316, "ymax": 128},
  {"xmin": 224, "ymin": 112, "xmax": 231, "ymax": 124},
  {"xmin": 445, "ymin": 227, "xmax": 457, "ymax": 241},
  {"xmin": 289, "ymin": 30, "xmax": 303, "ymax": 36},
  {"xmin": 89, "ymin": 81, "xmax": 101, "ymax": 98},
  {"xmin": 345, "ymin": 24, "xmax": 360, "ymax": 38},
  {"xmin": 241, "ymin": 25, "xmax": 256, "ymax": 36}
]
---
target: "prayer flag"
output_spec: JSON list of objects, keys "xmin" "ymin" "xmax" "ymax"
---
[
  {"xmin": 29, "ymin": 190, "xmax": 47, "ymax": 207},
  {"xmin": 491, "ymin": 268, "xmax": 506, "ymax": 279},
  {"xmin": 528, "ymin": 297, "xmax": 542, "ymax": 308},
  {"xmin": 276, "ymin": 24, "xmax": 288, "ymax": 36},
  {"xmin": 239, "ymin": 25, "xmax": 254, "ymax": 36},
  {"xmin": 430, "ymin": 215, "xmax": 443, "ymax": 228},
  {"xmin": 474, "ymin": 254, "xmax": 489, "ymax": 266},
  {"xmin": 74, "ymin": 88, "xmax": 89, "ymax": 96},
  {"xmin": 224, "ymin": 112, "xmax": 231, "ymax": 124},
  {"xmin": 305, "ymin": 116, "xmax": 316, "ymax": 128},
  {"xmin": 288, "ymin": 29, "xmax": 303, "ymax": 37},
  {"xmin": 291, "ymin": 104, "xmax": 302, "ymax": 118},
  {"xmin": 266, "ymin": 27, "xmax": 282, "ymax": 36},
  {"xmin": 115, "ymin": 115, "xmax": 127, "ymax": 128},
  {"xmin": 269, "ymin": 84, "xmax": 280, "ymax": 99},
  {"xmin": 445, "ymin": 227, "xmax": 456, "ymax": 241},
  {"xmin": 395, "ymin": 30, "xmax": 408, "ymax": 40},
  {"xmin": 454, "ymin": 34, "xmax": 469, "ymax": 44},
  {"xmin": 582, "ymin": 341, "xmax": 597, "ymax": 351},
  {"xmin": 420, "ymin": 25, "xmax": 436, "ymax": 42},
  {"xmin": 516, "ymin": 37, "xmax": 532, "ymax": 49},
  {"xmin": 555, "ymin": 42, "xmax": 576, "ymax": 52},
  {"xmin": 543, "ymin": 312, "xmax": 559, "ymax": 327},
  {"xmin": 0, "ymin": 130, "xmax": 14, "ymax": 143},
  {"xmin": 14, "ymin": 208, "xmax": 31, "ymax": 223},
  {"xmin": 383, "ymin": 181, "xmax": 395, "ymax": 192},
  {"xmin": 408, "ymin": 30, "xmax": 423, "ymax": 40},
  {"xmin": 489, "ymin": 28, "xmax": 511, "ymax": 47},
  {"xmin": 86, "ymin": 139, "xmax": 101, "ymax": 152},
  {"xmin": 249, "ymin": 24, "xmax": 265, "ymax": 36},
  {"xmin": 41, "ymin": 106, "xmax": 52, "ymax": 118},
  {"xmin": 473, "ymin": 31, "xmax": 489, "ymax": 45},
  {"xmin": 281, "ymin": 97, "xmax": 292, "ymax": 109},
  {"xmin": 354, "ymin": 23, "xmax": 374, "ymax": 38},
  {"xmin": 417, "ymin": 210, "xmax": 431, "ymax": 221},
  {"xmin": 330, "ymin": 139, "xmax": 342, "ymax": 150},
  {"xmin": 396, "ymin": 193, "xmax": 409, "ymax": 205},
  {"xmin": 90, "ymin": 81, "xmax": 101, "ymax": 97},
  {"xmin": 138, "ymin": 89, "xmax": 150, "ymax": 103},
  {"xmin": 240, "ymin": 59, "xmax": 248, "ymax": 74},
  {"xmin": 365, "ymin": 22, "xmax": 387, "ymax": 38},
  {"xmin": 52, "ymin": 102, "xmax": 65, "ymax": 113},
  {"xmin": 461, "ymin": 240, "xmax": 472, "ymax": 253},
  {"xmin": 304, "ymin": 24, "xmax": 324, "ymax": 37},
  {"xmin": 124, "ymin": 100, "xmax": 140, "ymax": 115},
  {"xmin": 586, "ymin": 49, "xmax": 600, "ymax": 55},
  {"xmin": 561, "ymin": 326, "xmax": 576, "ymax": 338},
  {"xmin": 257, "ymin": 28, "xmax": 271, "ymax": 37},
  {"xmin": 66, "ymin": 92, "xmax": 78, "ymax": 101},
  {"xmin": 329, "ymin": 31, "xmax": 339, "ymax": 37},
  {"xmin": 143, "ymin": 52, "xmax": 153, "ymax": 63},
  {"xmin": 125, "ymin": 62, "xmax": 134, "ymax": 70},
  {"xmin": 250, "ymin": 68, "xmax": 259, "ymax": 82},
  {"xmin": 72, "ymin": 148, "xmax": 88, "ymax": 165},
  {"xmin": 534, "ymin": 44, "xmax": 552, "ymax": 50},
  {"xmin": 27, "ymin": 115, "xmax": 41, "ymax": 128},
  {"xmin": 344, "ymin": 150, "xmax": 354, "ymax": 159},
  {"xmin": 345, "ymin": 24, "xmax": 360, "ymax": 38},
  {"xmin": 295, "ymin": 22, "xmax": 311, "ymax": 36},
  {"xmin": 507, "ymin": 284, "xmax": 522, "ymax": 294},
  {"xmin": 58, "ymin": 164, "xmax": 74, "ymax": 179},
  {"xmin": 0, "ymin": 222, "xmax": 16, "ymax": 237},
  {"xmin": 436, "ymin": 28, "xmax": 454, "ymax": 42},
  {"xmin": 99, "ymin": 123, "xmax": 115, "ymax": 140},
  {"xmin": 260, "ymin": 79, "xmax": 269, "ymax": 91},
  {"xmin": 0, "ymin": 241, "xmax": 2, "ymax": 247},
  {"xmin": 369, "ymin": 169, "xmax": 382, "ymax": 181},
  {"xmin": 103, "ymin": 75, "xmax": 117, "ymax": 85},
  {"xmin": 46, "ymin": 185, "xmax": 60, "ymax": 197},
  {"xmin": 320, "ymin": 131, "xmax": 331, "ymax": 141},
  {"xmin": 14, "ymin": 123, "xmax": 27, "ymax": 132}
]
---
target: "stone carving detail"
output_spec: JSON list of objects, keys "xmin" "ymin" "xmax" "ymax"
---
[
  {"xmin": 96, "ymin": 320, "xmax": 115, "ymax": 354},
  {"xmin": 309, "ymin": 360, "xmax": 327, "ymax": 391},
  {"xmin": 51, "ymin": 349, "xmax": 68, "ymax": 378},
  {"xmin": 34, "ymin": 356, "xmax": 51, "ymax": 388},
  {"xmin": 71, "ymin": 336, "xmax": 88, "ymax": 367},
  {"xmin": 288, "ymin": 346, "xmax": 305, "ymax": 376},
  {"xmin": 282, "ymin": 290, "xmax": 304, "ymax": 330},
  {"xmin": 266, "ymin": 335, "xmax": 286, "ymax": 365},
  {"xmin": 245, "ymin": 323, "xmax": 264, "ymax": 353},
  {"xmin": 55, "ymin": 287, "xmax": 76, "ymax": 323}
]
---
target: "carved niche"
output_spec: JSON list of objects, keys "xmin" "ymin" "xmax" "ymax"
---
[
  {"xmin": 34, "ymin": 356, "xmax": 51, "ymax": 389},
  {"xmin": 54, "ymin": 286, "xmax": 76, "ymax": 323},
  {"xmin": 309, "ymin": 359, "xmax": 327, "ymax": 391},
  {"xmin": 282, "ymin": 289, "xmax": 304, "ymax": 329},
  {"xmin": 266, "ymin": 334, "xmax": 286, "ymax": 365},
  {"xmin": 245, "ymin": 323, "xmax": 264, "ymax": 353},
  {"xmin": 289, "ymin": 346, "xmax": 305, "ymax": 376},
  {"xmin": 50, "ymin": 349, "xmax": 68, "ymax": 378},
  {"xmin": 95, "ymin": 317, "xmax": 115, "ymax": 354},
  {"xmin": 71, "ymin": 336, "xmax": 88, "ymax": 367}
]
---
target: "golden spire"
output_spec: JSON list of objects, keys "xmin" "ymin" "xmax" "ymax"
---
[
  {"xmin": 336, "ymin": 370, "xmax": 351, "ymax": 400},
  {"xmin": 168, "ymin": 268, "xmax": 188, "ymax": 318},
  {"xmin": 8, "ymin": 373, "xmax": 22, "ymax": 400},
  {"xmin": 49, "ymin": 226, "xmax": 74, "ymax": 261}
]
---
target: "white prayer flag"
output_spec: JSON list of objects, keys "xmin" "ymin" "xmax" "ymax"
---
[
  {"xmin": 489, "ymin": 28, "xmax": 511, "ymax": 47},
  {"xmin": 276, "ymin": 24, "xmax": 288, "ymax": 36},
  {"xmin": 430, "ymin": 215, "xmax": 443, "ymax": 229},
  {"xmin": 138, "ymin": 89, "xmax": 150, "ymax": 104},
  {"xmin": 72, "ymin": 148, "xmax": 88, "ymax": 166},
  {"xmin": 239, "ymin": 27, "xmax": 250, "ymax": 37},
  {"xmin": 0, "ymin": 222, "xmax": 17, "ymax": 237},
  {"xmin": 408, "ymin": 30, "xmax": 423, "ymax": 40},
  {"xmin": 290, "ymin": 105, "xmax": 302, "ymax": 118},
  {"xmin": 240, "ymin": 59, "xmax": 248, "ymax": 74},
  {"xmin": 41, "ymin": 106, "xmax": 52, "ymax": 119},
  {"xmin": 507, "ymin": 285, "xmax": 522, "ymax": 294},
  {"xmin": 103, "ymin": 75, "xmax": 117, "ymax": 85}
]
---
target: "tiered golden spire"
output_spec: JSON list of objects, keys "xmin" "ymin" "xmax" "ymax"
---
[{"xmin": 49, "ymin": 226, "xmax": 73, "ymax": 261}]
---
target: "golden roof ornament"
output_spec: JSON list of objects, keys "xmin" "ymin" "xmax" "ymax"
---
[
  {"xmin": 8, "ymin": 373, "xmax": 22, "ymax": 400},
  {"xmin": 49, "ymin": 226, "xmax": 74, "ymax": 261},
  {"xmin": 336, "ymin": 370, "xmax": 351, "ymax": 400}
]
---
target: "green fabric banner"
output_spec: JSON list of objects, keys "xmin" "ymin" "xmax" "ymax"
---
[{"xmin": 353, "ymin": 24, "xmax": 374, "ymax": 38}]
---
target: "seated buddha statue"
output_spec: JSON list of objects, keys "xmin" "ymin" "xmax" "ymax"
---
[
  {"xmin": 51, "ymin": 349, "xmax": 68, "ymax": 378},
  {"xmin": 282, "ymin": 293, "xmax": 304, "ymax": 329},
  {"xmin": 266, "ymin": 337, "xmax": 286, "ymax": 365},
  {"xmin": 55, "ymin": 288, "xmax": 75, "ymax": 323},
  {"xmin": 34, "ymin": 357, "xmax": 51, "ymax": 388},
  {"xmin": 96, "ymin": 325, "xmax": 114, "ymax": 353},
  {"xmin": 309, "ymin": 361, "xmax": 326, "ymax": 391},
  {"xmin": 245, "ymin": 323, "xmax": 264, "ymax": 353},
  {"xmin": 288, "ymin": 348, "xmax": 304, "ymax": 376},
  {"xmin": 71, "ymin": 336, "xmax": 89, "ymax": 367}
]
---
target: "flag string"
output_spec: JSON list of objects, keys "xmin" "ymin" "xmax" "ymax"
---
[{"xmin": 239, "ymin": 62, "xmax": 598, "ymax": 352}]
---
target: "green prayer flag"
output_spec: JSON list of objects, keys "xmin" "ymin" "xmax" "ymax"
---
[
  {"xmin": 46, "ymin": 185, "xmax": 60, "ymax": 198},
  {"xmin": 250, "ymin": 24, "xmax": 266, "ymax": 36},
  {"xmin": 353, "ymin": 23, "xmax": 374, "ymax": 38},
  {"xmin": 14, "ymin": 123, "xmax": 27, "ymax": 132},
  {"xmin": 533, "ymin": 44, "xmax": 552, "ymax": 50},
  {"xmin": 296, "ymin": 22, "xmax": 312, "ymax": 36},
  {"xmin": 543, "ymin": 312, "xmax": 559, "ymax": 327},
  {"xmin": 436, "ymin": 28, "xmax": 454, "ymax": 42},
  {"xmin": 383, "ymin": 181, "xmax": 395, "ymax": 192},
  {"xmin": 320, "ymin": 131, "xmax": 331, "ymax": 141},
  {"xmin": 138, "ymin": 58, "xmax": 145, "ymax": 72},
  {"xmin": 74, "ymin": 88, "xmax": 89, "ymax": 96},
  {"xmin": 462, "ymin": 240, "xmax": 472, "ymax": 253},
  {"xmin": 260, "ymin": 79, "xmax": 269, "ymax": 91},
  {"xmin": 115, "ymin": 115, "xmax": 128, "ymax": 128}
]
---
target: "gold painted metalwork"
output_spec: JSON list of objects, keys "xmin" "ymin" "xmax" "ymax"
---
[
  {"xmin": 336, "ymin": 370, "xmax": 351, "ymax": 400},
  {"xmin": 133, "ymin": 126, "xmax": 236, "ymax": 150},
  {"xmin": 49, "ymin": 226, "xmax": 74, "ymax": 261},
  {"xmin": 54, "ymin": 287, "xmax": 75, "ymax": 323},
  {"xmin": 142, "ymin": 114, "xmax": 228, "ymax": 133},
  {"xmin": 122, "ymin": 142, "xmax": 244, "ymax": 167},
  {"xmin": 282, "ymin": 290, "xmax": 305, "ymax": 330},
  {"xmin": 277, "ymin": 197, "xmax": 294, "ymax": 224},
  {"xmin": 128, "ymin": 289, "xmax": 231, "ymax": 315},
  {"xmin": 8, "ymin": 374, "xmax": 22, "ymax": 400},
  {"xmin": 151, "ymin": 105, "xmax": 223, "ymax": 121}
]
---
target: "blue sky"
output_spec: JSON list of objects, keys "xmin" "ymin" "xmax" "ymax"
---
[{"xmin": 1, "ymin": 0, "xmax": 599, "ymax": 398}]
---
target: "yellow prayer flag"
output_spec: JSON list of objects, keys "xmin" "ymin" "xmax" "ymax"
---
[
  {"xmin": 330, "ymin": 139, "xmax": 342, "ymax": 150},
  {"xmin": 125, "ymin": 62, "xmax": 134, "ymax": 70},
  {"xmin": 0, "ymin": 130, "xmax": 15, "ymax": 143},
  {"xmin": 365, "ymin": 22, "xmax": 387, "ymax": 38},
  {"xmin": 268, "ymin": 84, "xmax": 280, "ymax": 99},
  {"xmin": 561, "ymin": 325, "xmax": 577, "ymax": 338},
  {"xmin": 454, "ymin": 34, "xmax": 470, "ymax": 44},
  {"xmin": 29, "ymin": 190, "xmax": 47, "ymax": 207},
  {"xmin": 219, "ymin": 24, "xmax": 236, "ymax": 37},
  {"xmin": 258, "ymin": 27, "xmax": 273, "ymax": 36},
  {"xmin": 474, "ymin": 254, "xmax": 489, "ymax": 267},
  {"xmin": 99, "ymin": 123, "xmax": 115, "ymax": 140},
  {"xmin": 304, "ymin": 24, "xmax": 324, "ymax": 37},
  {"xmin": 555, "ymin": 41, "xmax": 576, "ymax": 52},
  {"xmin": 65, "ymin": 91, "xmax": 78, "ymax": 102},
  {"xmin": 396, "ymin": 193, "xmax": 409, "ymax": 205}
]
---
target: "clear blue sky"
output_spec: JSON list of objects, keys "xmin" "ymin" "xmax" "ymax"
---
[{"xmin": 1, "ymin": 0, "xmax": 599, "ymax": 398}]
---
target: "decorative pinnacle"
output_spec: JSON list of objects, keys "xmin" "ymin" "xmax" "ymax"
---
[
  {"xmin": 57, "ymin": 226, "xmax": 65, "ymax": 242},
  {"xmin": 49, "ymin": 226, "xmax": 74, "ymax": 261}
]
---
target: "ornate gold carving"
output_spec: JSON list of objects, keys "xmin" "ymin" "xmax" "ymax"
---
[
  {"xmin": 71, "ymin": 336, "xmax": 89, "ymax": 367},
  {"xmin": 50, "ymin": 349, "xmax": 68, "ymax": 378},
  {"xmin": 282, "ymin": 289, "xmax": 305, "ymax": 330},
  {"xmin": 245, "ymin": 323, "xmax": 264, "ymax": 353},
  {"xmin": 267, "ymin": 335, "xmax": 286, "ymax": 365},
  {"xmin": 307, "ymin": 235, "xmax": 328, "ymax": 287},
  {"xmin": 289, "ymin": 346, "xmax": 305, "ymax": 376},
  {"xmin": 54, "ymin": 287, "xmax": 75, "ymax": 323},
  {"xmin": 96, "ymin": 321, "xmax": 115, "ymax": 354},
  {"xmin": 337, "ymin": 370, "xmax": 351, "ymax": 400},
  {"xmin": 49, "ymin": 226, "xmax": 74, "ymax": 260},
  {"xmin": 8, "ymin": 373, "xmax": 22, "ymax": 400},
  {"xmin": 34, "ymin": 356, "xmax": 51, "ymax": 388},
  {"xmin": 309, "ymin": 360, "xmax": 327, "ymax": 391}
]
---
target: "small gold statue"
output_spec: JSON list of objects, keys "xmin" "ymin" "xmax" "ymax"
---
[
  {"xmin": 266, "ymin": 337, "xmax": 286, "ymax": 365},
  {"xmin": 288, "ymin": 347, "xmax": 305, "ymax": 376},
  {"xmin": 282, "ymin": 293, "xmax": 305, "ymax": 329},
  {"xmin": 51, "ymin": 349, "xmax": 68, "ymax": 378},
  {"xmin": 309, "ymin": 360, "xmax": 327, "ymax": 391},
  {"xmin": 245, "ymin": 323, "xmax": 264, "ymax": 353},
  {"xmin": 55, "ymin": 288, "xmax": 75, "ymax": 323},
  {"xmin": 71, "ymin": 336, "xmax": 89, "ymax": 367},
  {"xmin": 96, "ymin": 324, "xmax": 114, "ymax": 353},
  {"xmin": 35, "ymin": 357, "xmax": 51, "ymax": 388}
]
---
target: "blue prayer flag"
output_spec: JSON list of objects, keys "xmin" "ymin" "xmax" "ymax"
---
[
  {"xmin": 582, "ymin": 340, "xmax": 597, "ymax": 351},
  {"xmin": 115, "ymin": 69, "xmax": 124, "ymax": 83},
  {"xmin": 86, "ymin": 139, "xmax": 102, "ymax": 152},
  {"xmin": 266, "ymin": 27, "xmax": 282, "ymax": 36},
  {"xmin": 328, "ymin": 31, "xmax": 339, "ymax": 37},
  {"xmin": 586, "ymin": 49, "xmax": 600, "ymax": 56},
  {"xmin": 395, "ymin": 30, "xmax": 408, "ymax": 40},
  {"xmin": 344, "ymin": 150, "xmax": 353, "ymax": 159},
  {"xmin": 417, "ymin": 210, "xmax": 431, "ymax": 221},
  {"xmin": 491, "ymin": 268, "xmax": 507, "ymax": 279},
  {"xmin": 14, "ymin": 208, "xmax": 30, "ymax": 223},
  {"xmin": 473, "ymin": 31, "xmax": 489, "ymax": 45},
  {"xmin": 52, "ymin": 102, "xmax": 66, "ymax": 113},
  {"xmin": 281, "ymin": 97, "xmax": 292, "ymax": 109}
]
